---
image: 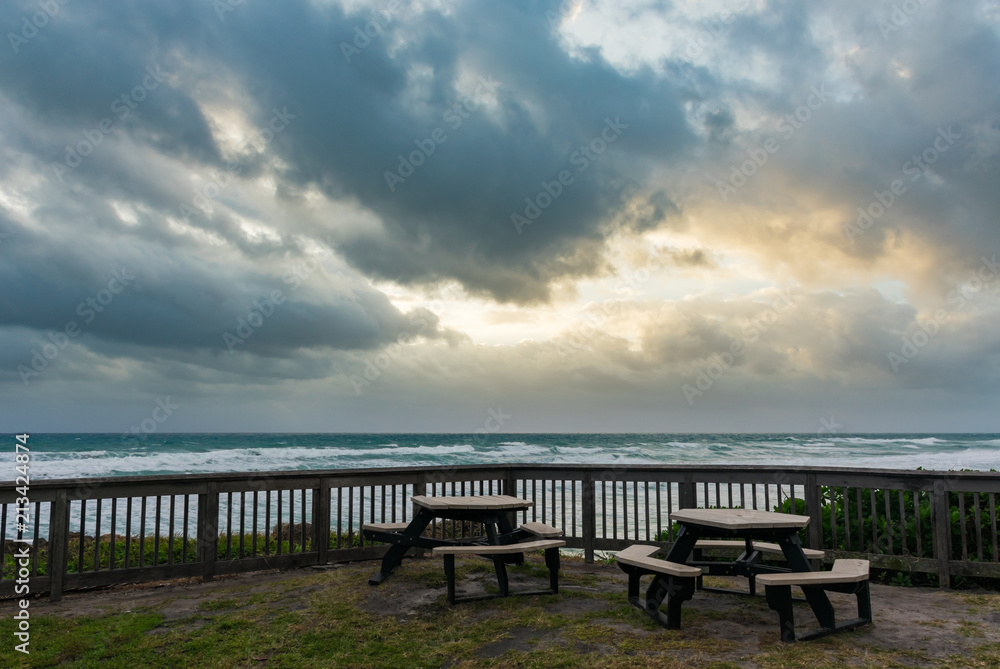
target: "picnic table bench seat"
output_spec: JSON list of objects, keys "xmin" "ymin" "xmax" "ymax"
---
[
  {"xmin": 695, "ymin": 539, "xmax": 825, "ymax": 560},
  {"xmin": 519, "ymin": 522, "xmax": 563, "ymax": 538},
  {"xmin": 615, "ymin": 544, "xmax": 701, "ymax": 628},
  {"xmin": 756, "ymin": 559, "xmax": 872, "ymax": 642},
  {"xmin": 361, "ymin": 522, "xmax": 411, "ymax": 532},
  {"xmin": 433, "ymin": 539, "xmax": 566, "ymax": 604}
]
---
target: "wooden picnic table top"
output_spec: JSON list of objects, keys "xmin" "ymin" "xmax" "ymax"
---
[
  {"xmin": 670, "ymin": 508, "xmax": 810, "ymax": 530},
  {"xmin": 410, "ymin": 494, "xmax": 533, "ymax": 512}
]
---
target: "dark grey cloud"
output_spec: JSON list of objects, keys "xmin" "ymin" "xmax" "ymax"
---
[
  {"xmin": 8, "ymin": 0, "xmax": 695, "ymax": 300},
  {"xmin": 233, "ymin": 1, "xmax": 694, "ymax": 302},
  {"xmin": 0, "ymin": 216, "xmax": 445, "ymax": 364}
]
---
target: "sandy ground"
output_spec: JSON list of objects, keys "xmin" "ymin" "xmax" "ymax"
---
[{"xmin": 3, "ymin": 555, "xmax": 999, "ymax": 667}]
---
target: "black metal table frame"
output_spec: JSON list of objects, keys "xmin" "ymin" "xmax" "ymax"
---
[
  {"xmin": 664, "ymin": 522, "xmax": 836, "ymax": 626},
  {"xmin": 364, "ymin": 504, "xmax": 535, "ymax": 586}
]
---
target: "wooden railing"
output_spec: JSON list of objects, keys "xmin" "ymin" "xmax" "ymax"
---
[{"xmin": 2, "ymin": 464, "xmax": 998, "ymax": 600}]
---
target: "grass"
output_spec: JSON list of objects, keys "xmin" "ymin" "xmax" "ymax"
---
[{"xmin": 1, "ymin": 555, "xmax": 998, "ymax": 668}]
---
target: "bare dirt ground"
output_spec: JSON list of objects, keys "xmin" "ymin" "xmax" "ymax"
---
[{"xmin": 4, "ymin": 555, "xmax": 999, "ymax": 667}]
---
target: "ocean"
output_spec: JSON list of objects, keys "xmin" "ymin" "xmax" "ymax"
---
[{"xmin": 19, "ymin": 433, "xmax": 1000, "ymax": 480}]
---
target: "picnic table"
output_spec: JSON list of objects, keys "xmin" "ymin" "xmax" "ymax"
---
[
  {"xmin": 362, "ymin": 494, "xmax": 563, "ymax": 598},
  {"xmin": 629, "ymin": 508, "xmax": 869, "ymax": 641},
  {"xmin": 666, "ymin": 508, "xmax": 818, "ymax": 585}
]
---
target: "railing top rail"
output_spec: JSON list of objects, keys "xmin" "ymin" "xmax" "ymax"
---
[{"xmin": 3, "ymin": 462, "xmax": 998, "ymax": 491}]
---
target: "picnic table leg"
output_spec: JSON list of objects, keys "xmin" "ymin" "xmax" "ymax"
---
[
  {"xmin": 545, "ymin": 545, "xmax": 560, "ymax": 594},
  {"xmin": 626, "ymin": 568, "xmax": 642, "ymax": 607},
  {"xmin": 492, "ymin": 516, "xmax": 525, "ymax": 564},
  {"xmin": 663, "ymin": 525, "xmax": 698, "ymax": 564},
  {"xmin": 484, "ymin": 520, "xmax": 500, "ymax": 544},
  {"xmin": 777, "ymin": 535, "xmax": 836, "ymax": 630},
  {"xmin": 856, "ymin": 580, "xmax": 873, "ymax": 623},
  {"xmin": 443, "ymin": 554, "xmax": 457, "ymax": 604},
  {"xmin": 692, "ymin": 546, "xmax": 705, "ymax": 591},
  {"xmin": 368, "ymin": 509, "xmax": 434, "ymax": 585},
  {"xmin": 493, "ymin": 558, "xmax": 509, "ymax": 596},
  {"xmin": 644, "ymin": 574, "xmax": 694, "ymax": 629},
  {"xmin": 496, "ymin": 514, "xmax": 516, "ymax": 535},
  {"xmin": 765, "ymin": 584, "xmax": 797, "ymax": 642},
  {"xmin": 744, "ymin": 539, "xmax": 758, "ymax": 595}
]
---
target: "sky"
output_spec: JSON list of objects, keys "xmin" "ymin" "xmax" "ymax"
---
[{"xmin": 1, "ymin": 0, "xmax": 999, "ymax": 434}]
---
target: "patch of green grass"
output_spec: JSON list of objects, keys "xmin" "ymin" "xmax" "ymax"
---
[
  {"xmin": 962, "ymin": 594, "xmax": 1000, "ymax": 612},
  {"xmin": 916, "ymin": 619, "xmax": 948, "ymax": 627},
  {"xmin": 197, "ymin": 598, "xmax": 241, "ymax": 611},
  {"xmin": 509, "ymin": 561, "xmax": 551, "ymax": 580},
  {"xmin": 967, "ymin": 642, "xmax": 1000, "ymax": 668},
  {"xmin": 959, "ymin": 621, "xmax": 987, "ymax": 638}
]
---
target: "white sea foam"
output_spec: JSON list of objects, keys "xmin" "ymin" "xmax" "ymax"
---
[
  {"xmin": 553, "ymin": 446, "xmax": 601, "ymax": 454},
  {"xmin": 493, "ymin": 442, "xmax": 547, "ymax": 458},
  {"xmin": 828, "ymin": 437, "xmax": 947, "ymax": 446}
]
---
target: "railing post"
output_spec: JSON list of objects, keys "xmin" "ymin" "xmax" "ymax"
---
[
  {"xmin": 680, "ymin": 473, "xmax": 696, "ymax": 509},
  {"xmin": 315, "ymin": 482, "xmax": 331, "ymax": 565},
  {"xmin": 503, "ymin": 469, "xmax": 517, "ymax": 498},
  {"xmin": 805, "ymin": 473, "xmax": 823, "ymax": 551},
  {"xmin": 198, "ymin": 484, "xmax": 219, "ymax": 582},
  {"xmin": 48, "ymin": 490, "xmax": 69, "ymax": 602},
  {"xmin": 582, "ymin": 473, "xmax": 596, "ymax": 564},
  {"xmin": 932, "ymin": 479, "xmax": 952, "ymax": 588}
]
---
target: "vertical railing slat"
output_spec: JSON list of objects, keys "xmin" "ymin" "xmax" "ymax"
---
[
  {"xmin": 125, "ymin": 497, "xmax": 133, "ymax": 569},
  {"xmin": 973, "ymin": 492, "xmax": 983, "ymax": 561},
  {"xmin": 990, "ymin": 492, "xmax": 998, "ymax": 563},
  {"xmin": 958, "ymin": 493, "xmax": 968, "ymax": 561}
]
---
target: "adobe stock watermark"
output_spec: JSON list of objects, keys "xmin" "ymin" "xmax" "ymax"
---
[
  {"xmin": 383, "ymin": 75, "xmax": 502, "ymax": 192},
  {"xmin": 716, "ymin": 85, "xmax": 828, "ymax": 202},
  {"xmin": 281, "ymin": 234, "xmax": 338, "ymax": 289},
  {"xmin": 474, "ymin": 407, "xmax": 512, "ymax": 444},
  {"xmin": 887, "ymin": 254, "xmax": 998, "ymax": 372},
  {"xmin": 121, "ymin": 397, "xmax": 180, "ymax": 443},
  {"xmin": 17, "ymin": 267, "xmax": 135, "ymax": 385},
  {"xmin": 878, "ymin": 0, "xmax": 929, "ymax": 40},
  {"xmin": 50, "ymin": 65, "xmax": 168, "ymax": 182},
  {"xmin": 340, "ymin": 0, "xmax": 402, "ymax": 62},
  {"xmin": 816, "ymin": 415, "xmax": 842, "ymax": 435},
  {"xmin": 682, "ymin": 290, "xmax": 796, "ymax": 405},
  {"xmin": 223, "ymin": 235, "xmax": 335, "ymax": 352},
  {"xmin": 7, "ymin": 0, "xmax": 71, "ymax": 54},
  {"xmin": 680, "ymin": 0, "xmax": 751, "ymax": 60},
  {"xmin": 222, "ymin": 291, "xmax": 287, "ymax": 352},
  {"xmin": 179, "ymin": 106, "xmax": 295, "ymax": 221},
  {"xmin": 214, "ymin": 0, "xmax": 245, "ymax": 21},
  {"xmin": 512, "ymin": 117, "xmax": 628, "ymax": 234},
  {"xmin": 844, "ymin": 126, "xmax": 960, "ymax": 242}
]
